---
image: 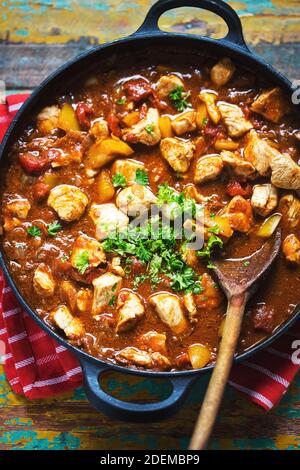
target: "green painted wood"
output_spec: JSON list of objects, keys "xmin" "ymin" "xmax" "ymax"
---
[{"xmin": 0, "ymin": 367, "xmax": 299, "ymax": 449}]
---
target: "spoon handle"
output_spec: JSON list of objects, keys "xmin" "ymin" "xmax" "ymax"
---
[{"xmin": 189, "ymin": 292, "xmax": 247, "ymax": 450}]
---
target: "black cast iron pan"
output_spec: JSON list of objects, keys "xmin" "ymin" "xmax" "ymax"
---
[{"xmin": 0, "ymin": 0, "xmax": 299, "ymax": 422}]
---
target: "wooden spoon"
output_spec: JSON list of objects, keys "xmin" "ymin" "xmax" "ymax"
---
[{"xmin": 189, "ymin": 229, "xmax": 281, "ymax": 450}]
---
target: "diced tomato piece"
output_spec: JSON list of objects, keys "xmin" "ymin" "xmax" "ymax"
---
[
  {"xmin": 131, "ymin": 258, "xmax": 144, "ymax": 273},
  {"xmin": 53, "ymin": 259, "xmax": 72, "ymax": 275},
  {"xmin": 19, "ymin": 151, "xmax": 50, "ymax": 173},
  {"xmin": 203, "ymin": 124, "xmax": 223, "ymax": 143},
  {"xmin": 107, "ymin": 112, "xmax": 121, "ymax": 137},
  {"xmin": 226, "ymin": 180, "xmax": 252, "ymax": 197},
  {"xmin": 123, "ymin": 79, "xmax": 153, "ymax": 102},
  {"xmin": 76, "ymin": 102, "xmax": 93, "ymax": 130},
  {"xmin": 251, "ymin": 304, "xmax": 275, "ymax": 333},
  {"xmin": 32, "ymin": 181, "xmax": 50, "ymax": 201},
  {"xmin": 119, "ymin": 291, "xmax": 130, "ymax": 303}
]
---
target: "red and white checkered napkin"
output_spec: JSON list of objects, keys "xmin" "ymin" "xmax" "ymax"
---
[{"xmin": 0, "ymin": 94, "xmax": 299, "ymax": 407}]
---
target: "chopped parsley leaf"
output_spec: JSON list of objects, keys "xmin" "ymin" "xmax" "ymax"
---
[
  {"xmin": 207, "ymin": 224, "xmax": 220, "ymax": 235},
  {"xmin": 47, "ymin": 221, "xmax": 62, "ymax": 236},
  {"xmin": 197, "ymin": 234, "xmax": 223, "ymax": 258},
  {"xmin": 243, "ymin": 260, "xmax": 250, "ymax": 266},
  {"xmin": 112, "ymin": 173, "xmax": 127, "ymax": 188},
  {"xmin": 202, "ymin": 117, "xmax": 208, "ymax": 126},
  {"xmin": 145, "ymin": 123, "xmax": 154, "ymax": 134},
  {"xmin": 168, "ymin": 86, "xmax": 191, "ymax": 112},
  {"xmin": 135, "ymin": 169, "xmax": 149, "ymax": 186},
  {"xmin": 133, "ymin": 274, "xmax": 148, "ymax": 290},
  {"xmin": 117, "ymin": 97, "xmax": 126, "ymax": 105},
  {"xmin": 108, "ymin": 295, "xmax": 116, "ymax": 307},
  {"xmin": 73, "ymin": 250, "xmax": 90, "ymax": 274},
  {"xmin": 207, "ymin": 261, "xmax": 217, "ymax": 269},
  {"xmin": 27, "ymin": 225, "xmax": 41, "ymax": 237}
]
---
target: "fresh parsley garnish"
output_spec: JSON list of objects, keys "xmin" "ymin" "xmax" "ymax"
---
[
  {"xmin": 202, "ymin": 117, "xmax": 208, "ymax": 126},
  {"xmin": 73, "ymin": 250, "xmax": 90, "ymax": 274},
  {"xmin": 207, "ymin": 261, "xmax": 217, "ymax": 269},
  {"xmin": 61, "ymin": 254, "xmax": 69, "ymax": 263},
  {"xmin": 112, "ymin": 173, "xmax": 127, "ymax": 188},
  {"xmin": 133, "ymin": 274, "xmax": 148, "ymax": 290},
  {"xmin": 145, "ymin": 123, "xmax": 154, "ymax": 134},
  {"xmin": 135, "ymin": 169, "xmax": 149, "ymax": 186},
  {"xmin": 207, "ymin": 224, "xmax": 220, "ymax": 235},
  {"xmin": 117, "ymin": 97, "xmax": 126, "ymax": 105},
  {"xmin": 108, "ymin": 295, "xmax": 116, "ymax": 307},
  {"xmin": 168, "ymin": 86, "xmax": 191, "ymax": 112},
  {"xmin": 197, "ymin": 234, "xmax": 223, "ymax": 258},
  {"xmin": 47, "ymin": 221, "xmax": 62, "ymax": 236},
  {"xmin": 243, "ymin": 261, "xmax": 250, "ymax": 266},
  {"xmin": 27, "ymin": 225, "xmax": 41, "ymax": 237}
]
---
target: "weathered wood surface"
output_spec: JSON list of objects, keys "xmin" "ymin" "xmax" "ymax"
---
[
  {"xmin": 1, "ymin": 367, "xmax": 300, "ymax": 450},
  {"xmin": 0, "ymin": 0, "xmax": 300, "ymax": 450}
]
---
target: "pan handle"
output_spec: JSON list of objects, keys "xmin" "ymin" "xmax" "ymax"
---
[
  {"xmin": 134, "ymin": 0, "xmax": 249, "ymax": 51},
  {"xmin": 80, "ymin": 359, "xmax": 198, "ymax": 422}
]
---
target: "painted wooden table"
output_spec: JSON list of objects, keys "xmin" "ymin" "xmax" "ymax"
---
[{"xmin": 0, "ymin": 0, "xmax": 300, "ymax": 450}]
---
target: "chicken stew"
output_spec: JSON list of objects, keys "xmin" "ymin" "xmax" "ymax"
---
[{"xmin": 1, "ymin": 54, "xmax": 300, "ymax": 371}]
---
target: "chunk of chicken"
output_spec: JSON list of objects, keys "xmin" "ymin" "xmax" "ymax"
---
[
  {"xmin": 181, "ymin": 245, "xmax": 198, "ymax": 268},
  {"xmin": 48, "ymin": 184, "xmax": 88, "ymax": 222},
  {"xmin": 115, "ymin": 347, "xmax": 171, "ymax": 370},
  {"xmin": 194, "ymin": 273, "xmax": 223, "ymax": 310},
  {"xmin": 116, "ymin": 290, "xmax": 145, "ymax": 333},
  {"xmin": 91, "ymin": 273, "xmax": 122, "ymax": 315},
  {"xmin": 244, "ymin": 130, "xmax": 275, "ymax": 176},
  {"xmin": 89, "ymin": 203, "xmax": 129, "ymax": 240},
  {"xmin": 116, "ymin": 184, "xmax": 157, "ymax": 216},
  {"xmin": 37, "ymin": 105, "xmax": 60, "ymax": 134},
  {"xmin": 279, "ymin": 194, "xmax": 300, "ymax": 229},
  {"xmin": 270, "ymin": 151, "xmax": 300, "ymax": 190},
  {"xmin": 183, "ymin": 292, "xmax": 197, "ymax": 322},
  {"xmin": 138, "ymin": 331, "xmax": 167, "ymax": 355},
  {"xmin": 110, "ymin": 257, "xmax": 125, "ymax": 277},
  {"xmin": 194, "ymin": 155, "xmax": 223, "ymax": 184},
  {"xmin": 50, "ymin": 130, "xmax": 89, "ymax": 168},
  {"xmin": 6, "ymin": 198, "xmax": 31, "ymax": 219},
  {"xmin": 3, "ymin": 216, "xmax": 22, "ymax": 232},
  {"xmin": 123, "ymin": 108, "xmax": 161, "ymax": 146},
  {"xmin": 251, "ymin": 184, "xmax": 278, "ymax": 216},
  {"xmin": 70, "ymin": 235, "xmax": 106, "ymax": 271},
  {"xmin": 150, "ymin": 292, "xmax": 188, "ymax": 335},
  {"xmin": 160, "ymin": 137, "xmax": 195, "ymax": 173},
  {"xmin": 59, "ymin": 280, "xmax": 78, "ymax": 312},
  {"xmin": 210, "ymin": 57, "xmax": 236, "ymax": 86},
  {"xmin": 282, "ymin": 234, "xmax": 300, "ymax": 265},
  {"xmin": 76, "ymin": 288, "xmax": 93, "ymax": 313},
  {"xmin": 33, "ymin": 264, "xmax": 55, "ymax": 297},
  {"xmin": 112, "ymin": 159, "xmax": 145, "ymax": 185},
  {"xmin": 89, "ymin": 118, "xmax": 109, "ymax": 139},
  {"xmin": 218, "ymin": 102, "xmax": 253, "ymax": 137},
  {"xmin": 220, "ymin": 150, "xmax": 256, "ymax": 178},
  {"xmin": 199, "ymin": 91, "xmax": 221, "ymax": 124},
  {"xmin": 50, "ymin": 305, "xmax": 85, "ymax": 340},
  {"xmin": 250, "ymin": 87, "xmax": 287, "ymax": 123},
  {"xmin": 223, "ymin": 195, "xmax": 253, "ymax": 232},
  {"xmin": 155, "ymin": 74, "xmax": 184, "ymax": 100},
  {"xmin": 171, "ymin": 111, "xmax": 197, "ymax": 136}
]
